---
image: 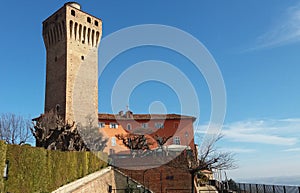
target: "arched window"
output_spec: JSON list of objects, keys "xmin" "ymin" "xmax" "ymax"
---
[
  {"xmin": 87, "ymin": 28, "xmax": 91, "ymax": 44},
  {"xmin": 71, "ymin": 10, "xmax": 75, "ymax": 16},
  {"xmin": 69, "ymin": 20, "xmax": 73, "ymax": 38},
  {"xmin": 82, "ymin": 26, "xmax": 86, "ymax": 43},
  {"xmin": 78, "ymin": 24, "xmax": 82, "ymax": 41},
  {"xmin": 74, "ymin": 22, "xmax": 78, "ymax": 40},
  {"xmin": 87, "ymin": 17, "xmax": 91, "ymax": 23},
  {"xmin": 96, "ymin": 31, "xmax": 100, "ymax": 45},
  {"xmin": 127, "ymin": 124, "xmax": 131, "ymax": 130},
  {"xmin": 91, "ymin": 30, "xmax": 95, "ymax": 46}
]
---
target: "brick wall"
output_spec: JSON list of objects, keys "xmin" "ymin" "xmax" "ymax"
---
[{"xmin": 120, "ymin": 165, "xmax": 192, "ymax": 193}]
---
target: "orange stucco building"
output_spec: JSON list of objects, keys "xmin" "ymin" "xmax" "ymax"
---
[{"xmin": 98, "ymin": 111, "xmax": 196, "ymax": 156}]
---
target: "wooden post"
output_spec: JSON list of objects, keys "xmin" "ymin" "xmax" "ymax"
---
[
  {"xmin": 272, "ymin": 185, "xmax": 275, "ymax": 193},
  {"xmin": 263, "ymin": 184, "xmax": 266, "ymax": 193},
  {"xmin": 283, "ymin": 186, "xmax": 286, "ymax": 193}
]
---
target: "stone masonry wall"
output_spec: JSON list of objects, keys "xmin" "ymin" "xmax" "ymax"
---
[
  {"xmin": 53, "ymin": 167, "xmax": 151, "ymax": 193},
  {"xmin": 43, "ymin": 3, "xmax": 102, "ymax": 127}
]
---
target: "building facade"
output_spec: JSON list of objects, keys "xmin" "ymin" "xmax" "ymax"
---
[{"xmin": 98, "ymin": 111, "xmax": 196, "ymax": 156}]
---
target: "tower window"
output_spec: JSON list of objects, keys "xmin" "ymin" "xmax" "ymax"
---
[
  {"xmin": 87, "ymin": 17, "xmax": 91, "ymax": 23},
  {"xmin": 55, "ymin": 56, "xmax": 57, "ymax": 62},
  {"xmin": 71, "ymin": 10, "xmax": 75, "ymax": 16},
  {"xmin": 81, "ymin": 56, "xmax": 84, "ymax": 60},
  {"xmin": 95, "ymin": 20, "xmax": 98, "ymax": 26},
  {"xmin": 127, "ymin": 124, "xmax": 131, "ymax": 130}
]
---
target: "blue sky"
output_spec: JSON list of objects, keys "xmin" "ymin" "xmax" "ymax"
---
[{"xmin": 0, "ymin": 1, "xmax": 300, "ymax": 183}]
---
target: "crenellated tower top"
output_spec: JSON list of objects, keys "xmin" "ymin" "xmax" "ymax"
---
[{"xmin": 43, "ymin": 2, "xmax": 102, "ymax": 49}]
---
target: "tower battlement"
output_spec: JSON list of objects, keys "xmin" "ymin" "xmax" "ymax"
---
[
  {"xmin": 43, "ymin": 2, "xmax": 102, "ymax": 126},
  {"xmin": 43, "ymin": 3, "xmax": 102, "ymax": 48}
]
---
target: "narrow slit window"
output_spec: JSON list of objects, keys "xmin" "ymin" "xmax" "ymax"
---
[
  {"xmin": 96, "ymin": 31, "xmax": 100, "ymax": 45},
  {"xmin": 87, "ymin": 28, "xmax": 91, "ymax": 44},
  {"xmin": 74, "ymin": 22, "xmax": 78, "ymax": 40},
  {"xmin": 83, "ymin": 26, "xmax": 86, "ymax": 43},
  {"xmin": 78, "ymin": 24, "xmax": 82, "ymax": 41},
  {"xmin": 62, "ymin": 21, "xmax": 66, "ymax": 34},
  {"xmin": 92, "ymin": 30, "xmax": 95, "ymax": 46},
  {"xmin": 49, "ymin": 29, "xmax": 54, "ymax": 45},
  {"xmin": 58, "ymin": 23, "xmax": 63, "ymax": 39},
  {"xmin": 69, "ymin": 20, "xmax": 73, "ymax": 38}
]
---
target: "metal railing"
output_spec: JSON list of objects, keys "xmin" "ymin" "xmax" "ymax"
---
[
  {"xmin": 165, "ymin": 189, "xmax": 191, "ymax": 193},
  {"xmin": 111, "ymin": 188, "xmax": 150, "ymax": 193},
  {"xmin": 229, "ymin": 183, "xmax": 300, "ymax": 193}
]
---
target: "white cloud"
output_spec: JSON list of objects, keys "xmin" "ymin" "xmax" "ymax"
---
[
  {"xmin": 219, "ymin": 147, "xmax": 256, "ymax": 153},
  {"xmin": 254, "ymin": 2, "xmax": 300, "ymax": 49},
  {"xmin": 283, "ymin": 147, "xmax": 300, "ymax": 152},
  {"xmin": 196, "ymin": 118, "xmax": 300, "ymax": 146}
]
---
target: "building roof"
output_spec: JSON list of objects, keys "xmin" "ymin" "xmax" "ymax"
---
[{"xmin": 98, "ymin": 112, "xmax": 196, "ymax": 121}]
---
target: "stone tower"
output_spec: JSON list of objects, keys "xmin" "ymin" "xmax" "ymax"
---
[{"xmin": 43, "ymin": 2, "xmax": 102, "ymax": 126}]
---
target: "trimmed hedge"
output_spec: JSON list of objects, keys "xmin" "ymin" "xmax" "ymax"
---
[
  {"xmin": 0, "ymin": 141, "xmax": 7, "ymax": 193},
  {"xmin": 0, "ymin": 142, "xmax": 107, "ymax": 193}
]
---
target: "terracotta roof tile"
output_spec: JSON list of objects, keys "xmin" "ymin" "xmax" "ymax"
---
[{"xmin": 98, "ymin": 112, "xmax": 196, "ymax": 121}]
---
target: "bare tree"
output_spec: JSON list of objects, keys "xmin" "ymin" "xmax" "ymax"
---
[
  {"xmin": 153, "ymin": 134, "xmax": 172, "ymax": 156},
  {"xmin": 198, "ymin": 134, "xmax": 237, "ymax": 171},
  {"xmin": 0, "ymin": 113, "xmax": 33, "ymax": 145},
  {"xmin": 167, "ymin": 134, "xmax": 237, "ymax": 193},
  {"xmin": 77, "ymin": 115, "xmax": 108, "ymax": 151},
  {"xmin": 31, "ymin": 109, "xmax": 107, "ymax": 151},
  {"xmin": 115, "ymin": 133, "xmax": 153, "ymax": 157}
]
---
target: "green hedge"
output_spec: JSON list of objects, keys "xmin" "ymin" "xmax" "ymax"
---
[
  {"xmin": 0, "ymin": 141, "xmax": 7, "ymax": 193},
  {"xmin": 0, "ymin": 143, "xmax": 107, "ymax": 193}
]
